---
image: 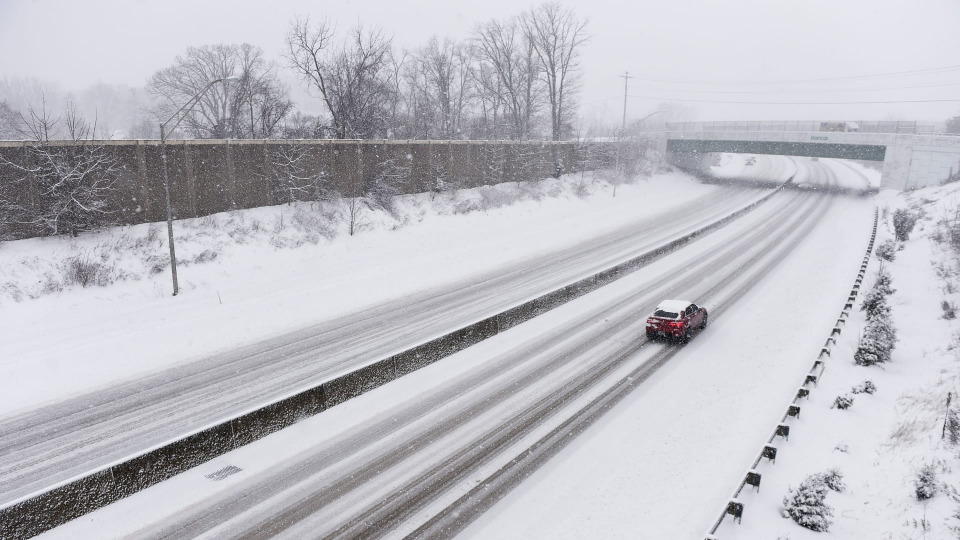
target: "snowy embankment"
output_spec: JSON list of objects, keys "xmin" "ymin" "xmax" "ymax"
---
[
  {"xmin": 719, "ymin": 181, "xmax": 960, "ymax": 539},
  {"xmin": 1, "ymin": 170, "xmax": 718, "ymax": 415},
  {"xmin": 829, "ymin": 159, "xmax": 883, "ymax": 189}
]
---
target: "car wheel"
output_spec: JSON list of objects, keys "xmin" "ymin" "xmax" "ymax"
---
[
  {"xmin": 646, "ymin": 331, "xmax": 656, "ymax": 341},
  {"xmin": 700, "ymin": 312, "xmax": 708, "ymax": 329}
]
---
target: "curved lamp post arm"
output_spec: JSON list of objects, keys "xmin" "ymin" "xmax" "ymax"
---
[{"xmin": 160, "ymin": 76, "xmax": 238, "ymax": 141}]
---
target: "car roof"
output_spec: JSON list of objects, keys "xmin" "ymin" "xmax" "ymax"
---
[{"xmin": 656, "ymin": 299, "xmax": 692, "ymax": 312}]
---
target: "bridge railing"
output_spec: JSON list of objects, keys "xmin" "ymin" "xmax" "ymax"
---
[{"xmin": 659, "ymin": 120, "xmax": 938, "ymax": 134}]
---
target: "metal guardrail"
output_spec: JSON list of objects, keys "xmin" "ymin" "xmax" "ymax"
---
[
  {"xmin": 661, "ymin": 121, "xmax": 938, "ymax": 135},
  {"xmin": 705, "ymin": 206, "xmax": 879, "ymax": 539}
]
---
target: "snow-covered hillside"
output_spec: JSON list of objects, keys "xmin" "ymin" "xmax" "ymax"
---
[{"xmin": 719, "ymin": 180, "xmax": 960, "ymax": 539}]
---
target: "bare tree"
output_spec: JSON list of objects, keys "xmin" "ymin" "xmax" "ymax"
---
[
  {"xmin": 0, "ymin": 100, "xmax": 121, "ymax": 238},
  {"xmin": 469, "ymin": 58, "xmax": 506, "ymax": 139},
  {"xmin": 408, "ymin": 37, "xmax": 474, "ymax": 139},
  {"xmin": 365, "ymin": 153, "xmax": 410, "ymax": 209},
  {"xmin": 228, "ymin": 44, "xmax": 294, "ymax": 138},
  {"xmin": 0, "ymin": 101, "xmax": 21, "ymax": 140},
  {"xmin": 280, "ymin": 111, "xmax": 323, "ymax": 139},
  {"xmin": 262, "ymin": 144, "xmax": 329, "ymax": 204},
  {"xmin": 946, "ymin": 114, "xmax": 960, "ymax": 135},
  {"xmin": 286, "ymin": 18, "xmax": 396, "ymax": 139},
  {"xmin": 148, "ymin": 44, "xmax": 236, "ymax": 138},
  {"xmin": 472, "ymin": 16, "xmax": 542, "ymax": 140},
  {"xmin": 397, "ymin": 50, "xmax": 434, "ymax": 139},
  {"xmin": 522, "ymin": 2, "xmax": 588, "ymax": 141},
  {"xmin": 148, "ymin": 43, "xmax": 291, "ymax": 139},
  {"xmin": 344, "ymin": 195, "xmax": 365, "ymax": 236}
]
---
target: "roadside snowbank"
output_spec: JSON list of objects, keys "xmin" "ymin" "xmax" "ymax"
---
[
  {"xmin": 830, "ymin": 159, "xmax": 883, "ymax": 188},
  {"xmin": 721, "ymin": 180, "xmax": 960, "ymax": 539}
]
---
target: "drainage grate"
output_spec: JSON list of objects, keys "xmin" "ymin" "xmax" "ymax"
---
[{"xmin": 204, "ymin": 465, "xmax": 243, "ymax": 481}]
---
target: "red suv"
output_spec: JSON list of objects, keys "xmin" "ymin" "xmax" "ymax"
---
[{"xmin": 645, "ymin": 300, "xmax": 708, "ymax": 342}]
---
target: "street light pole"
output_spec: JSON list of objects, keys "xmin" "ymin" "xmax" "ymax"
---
[
  {"xmin": 158, "ymin": 76, "xmax": 239, "ymax": 297},
  {"xmin": 159, "ymin": 122, "xmax": 179, "ymax": 295},
  {"xmin": 615, "ymin": 71, "xmax": 634, "ymax": 173},
  {"xmin": 620, "ymin": 71, "xmax": 633, "ymax": 134}
]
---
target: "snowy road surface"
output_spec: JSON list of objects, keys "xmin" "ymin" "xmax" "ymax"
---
[
  {"xmin": 39, "ymin": 159, "xmax": 874, "ymax": 538},
  {"xmin": 0, "ymin": 180, "xmax": 771, "ymax": 509}
]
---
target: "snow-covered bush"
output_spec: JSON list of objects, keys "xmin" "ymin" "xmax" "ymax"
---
[
  {"xmin": 860, "ymin": 287, "xmax": 891, "ymax": 320},
  {"xmin": 874, "ymin": 268, "xmax": 896, "ymax": 296},
  {"xmin": 833, "ymin": 394, "xmax": 854, "ymax": 410},
  {"xmin": 855, "ymin": 313, "xmax": 898, "ymax": 366},
  {"xmin": 943, "ymin": 300, "xmax": 957, "ymax": 320},
  {"xmin": 893, "ymin": 208, "xmax": 918, "ymax": 241},
  {"xmin": 817, "ymin": 469, "xmax": 846, "ymax": 493},
  {"xmin": 851, "ymin": 380, "xmax": 877, "ymax": 395},
  {"xmin": 781, "ymin": 474, "xmax": 835, "ymax": 532},
  {"xmin": 876, "ymin": 239, "xmax": 897, "ymax": 262},
  {"xmin": 939, "ymin": 203, "xmax": 960, "ymax": 253},
  {"xmin": 944, "ymin": 406, "xmax": 960, "ymax": 445},
  {"xmin": 915, "ymin": 464, "xmax": 938, "ymax": 500},
  {"xmin": 861, "ymin": 269, "xmax": 895, "ymax": 320},
  {"xmin": 856, "ymin": 269, "xmax": 898, "ymax": 366}
]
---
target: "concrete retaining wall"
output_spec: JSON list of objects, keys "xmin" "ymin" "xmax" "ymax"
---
[{"xmin": 0, "ymin": 140, "xmax": 612, "ymax": 239}]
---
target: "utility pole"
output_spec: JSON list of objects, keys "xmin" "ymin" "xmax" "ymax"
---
[
  {"xmin": 615, "ymin": 71, "xmax": 634, "ymax": 174},
  {"xmin": 620, "ymin": 71, "xmax": 633, "ymax": 133}
]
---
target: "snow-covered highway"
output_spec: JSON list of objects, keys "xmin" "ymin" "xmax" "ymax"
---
[
  {"xmin": 33, "ymin": 158, "xmax": 875, "ymax": 539},
  {"xmin": 1, "ymin": 177, "xmax": 772, "ymax": 514}
]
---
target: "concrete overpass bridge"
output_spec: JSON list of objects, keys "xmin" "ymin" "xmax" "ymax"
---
[{"xmin": 651, "ymin": 121, "xmax": 960, "ymax": 190}]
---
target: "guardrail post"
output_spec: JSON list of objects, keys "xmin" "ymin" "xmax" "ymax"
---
[
  {"xmin": 776, "ymin": 424, "xmax": 790, "ymax": 441},
  {"xmin": 762, "ymin": 445, "xmax": 777, "ymax": 463},
  {"xmin": 726, "ymin": 500, "xmax": 744, "ymax": 524},
  {"xmin": 787, "ymin": 404, "xmax": 801, "ymax": 418},
  {"xmin": 745, "ymin": 470, "xmax": 761, "ymax": 492}
]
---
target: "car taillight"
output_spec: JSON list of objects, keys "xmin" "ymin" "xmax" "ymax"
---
[{"xmin": 669, "ymin": 321, "xmax": 684, "ymax": 328}]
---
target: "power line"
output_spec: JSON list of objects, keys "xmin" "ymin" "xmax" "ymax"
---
[
  {"xmin": 627, "ymin": 64, "xmax": 960, "ymax": 86},
  {"xmin": 627, "ymin": 96, "xmax": 960, "ymax": 105},
  {"xmin": 638, "ymin": 80, "xmax": 960, "ymax": 95}
]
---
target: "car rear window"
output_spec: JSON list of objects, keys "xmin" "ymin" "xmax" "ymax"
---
[{"xmin": 653, "ymin": 309, "xmax": 679, "ymax": 319}]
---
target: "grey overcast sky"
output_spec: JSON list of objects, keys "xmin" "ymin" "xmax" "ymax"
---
[{"xmin": 1, "ymin": 0, "xmax": 959, "ymax": 124}]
